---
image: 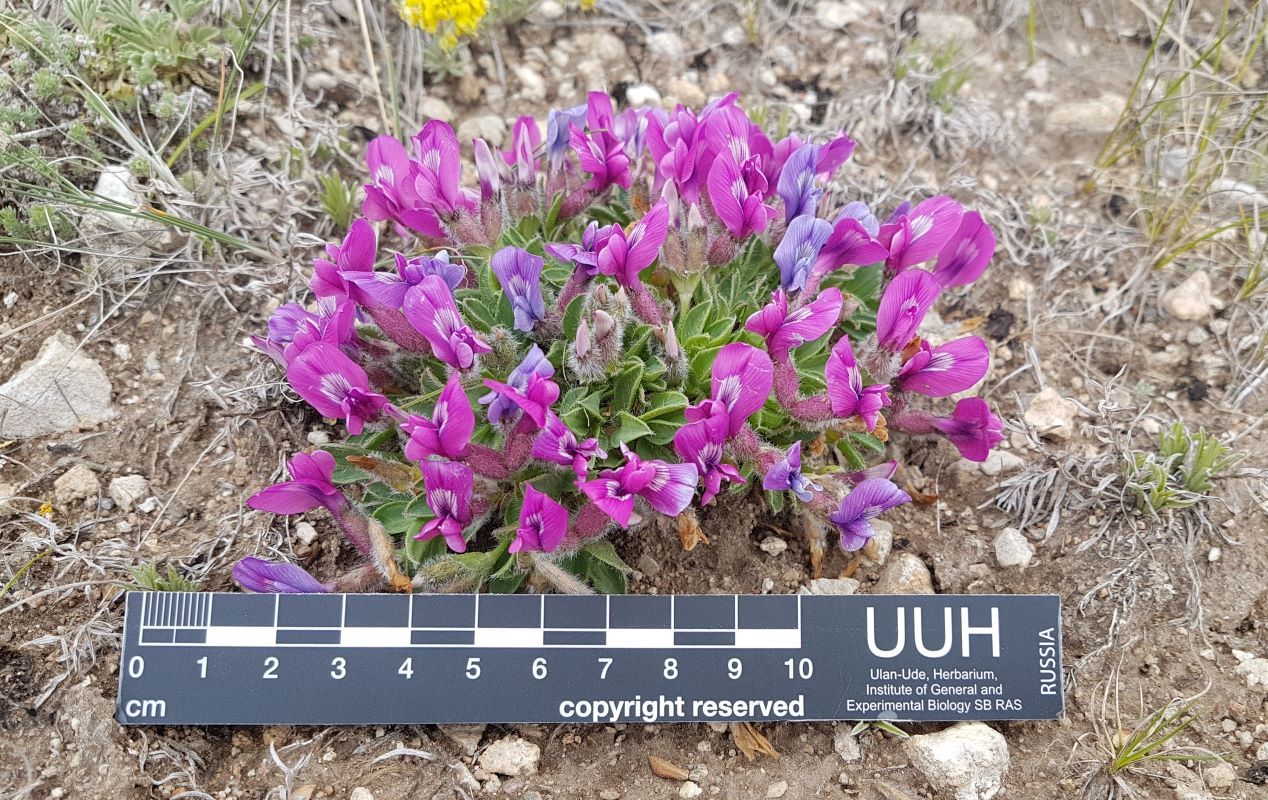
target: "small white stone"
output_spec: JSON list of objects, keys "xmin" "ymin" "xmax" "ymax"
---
[
  {"xmin": 1257, "ymin": 741, "xmax": 1268, "ymax": 760},
  {"xmin": 53, "ymin": 465, "xmax": 100, "ymax": 504},
  {"xmin": 814, "ymin": 0, "xmax": 860, "ymax": 28},
  {"xmin": 108, "ymin": 475, "xmax": 151, "ymax": 512},
  {"xmin": 0, "ymin": 332, "xmax": 119, "ymax": 438},
  {"xmin": 440, "ymin": 724, "xmax": 486, "ymax": 757},
  {"xmin": 1208, "ymin": 546, "xmax": 1221, "ymax": 562},
  {"xmin": 295, "ymin": 522, "xmax": 319, "ymax": 546},
  {"xmin": 979, "ymin": 449, "xmax": 1025, "ymax": 477},
  {"xmin": 1185, "ymin": 327, "xmax": 1211, "ymax": 346},
  {"xmin": 904, "ymin": 722, "xmax": 1010, "ymax": 800},
  {"xmin": 626, "ymin": 84, "xmax": 662, "ymax": 108},
  {"xmin": 800, "ymin": 578, "xmax": 860, "ymax": 595},
  {"xmin": 647, "ymin": 31, "xmax": 685, "ymax": 64},
  {"xmin": 1024, "ymin": 387, "xmax": 1078, "ymax": 440},
  {"xmin": 1203, "ymin": 762, "xmax": 1236, "ymax": 790},
  {"xmin": 1233, "ymin": 657, "xmax": 1268, "ymax": 692},
  {"xmin": 533, "ymin": 0, "xmax": 564, "ymax": 19},
  {"xmin": 306, "ymin": 430, "xmax": 331, "ymax": 446},
  {"xmin": 513, "ymin": 65, "xmax": 547, "ymax": 103},
  {"xmin": 1046, "ymin": 95, "xmax": 1126, "ymax": 135},
  {"xmin": 759, "ymin": 536, "xmax": 788, "ymax": 556},
  {"xmin": 679, "ymin": 782, "xmax": 703, "ymax": 799},
  {"xmin": 456, "ymin": 114, "xmax": 507, "ymax": 149},
  {"xmin": 993, "ymin": 528, "xmax": 1034, "ymax": 568},
  {"xmin": 418, "ymin": 96, "xmax": 455, "ymax": 123},
  {"xmin": 349, "ymin": 789, "xmax": 374, "ymax": 800},
  {"xmin": 1162, "ymin": 271, "xmax": 1220, "ymax": 322},
  {"xmin": 834, "ymin": 728, "xmax": 862, "ymax": 762},
  {"xmin": 872, "ymin": 553, "xmax": 934, "ymax": 595},
  {"xmin": 476, "ymin": 736, "xmax": 540, "ymax": 777},
  {"xmin": 136, "ymin": 496, "xmax": 159, "ymax": 514},
  {"xmin": 862, "ymin": 520, "xmax": 893, "ymax": 565},
  {"xmin": 766, "ymin": 781, "xmax": 788, "ymax": 798},
  {"xmin": 918, "ymin": 12, "xmax": 980, "ymax": 47},
  {"xmin": 2, "ymin": 291, "xmax": 15, "ymax": 309}
]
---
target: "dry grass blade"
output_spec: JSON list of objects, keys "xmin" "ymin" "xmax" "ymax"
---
[
  {"xmin": 647, "ymin": 754, "xmax": 690, "ymax": 781},
  {"xmin": 730, "ymin": 722, "xmax": 780, "ymax": 761}
]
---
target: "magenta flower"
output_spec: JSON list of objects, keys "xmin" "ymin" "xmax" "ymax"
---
[
  {"xmin": 506, "ymin": 115, "xmax": 542, "ymax": 185},
  {"xmin": 570, "ymin": 92, "xmax": 632, "ymax": 192},
  {"xmin": 480, "ymin": 345, "xmax": 554, "ymax": 424},
  {"xmin": 815, "ymin": 132, "xmax": 856, "ymax": 176},
  {"xmin": 684, "ymin": 342, "xmax": 774, "ymax": 437},
  {"xmin": 579, "ymin": 444, "xmax": 698, "ymax": 528},
  {"xmin": 362, "ymin": 134, "xmax": 442, "ymax": 237},
  {"xmin": 837, "ymin": 201, "xmax": 879, "ymax": 235},
  {"xmin": 646, "ymin": 103, "xmax": 705, "ymax": 200},
  {"xmin": 547, "ymin": 220, "xmax": 617, "ymax": 276},
  {"xmin": 311, "ymin": 218, "xmax": 377, "ymax": 302},
  {"xmin": 843, "ymin": 460, "xmax": 898, "ymax": 485},
  {"xmin": 417, "ymin": 460, "xmax": 474, "ymax": 552},
  {"xmin": 532, "ymin": 412, "xmax": 606, "ymax": 478},
  {"xmin": 746, "ymin": 288, "xmax": 843, "ymax": 362},
  {"xmin": 411, "ymin": 120, "xmax": 477, "ymax": 219},
  {"xmin": 875, "ymin": 269, "xmax": 942, "ymax": 351},
  {"xmin": 491, "ymin": 246, "xmax": 546, "ymax": 332},
  {"xmin": 895, "ymin": 337, "xmax": 990, "ymax": 397},
  {"xmin": 762, "ymin": 441, "xmax": 822, "ymax": 502},
  {"xmin": 777, "ymin": 143, "xmax": 821, "ymax": 222},
  {"xmin": 933, "ymin": 211, "xmax": 995, "ymax": 287},
  {"xmin": 285, "ymin": 343, "xmax": 388, "ymax": 435},
  {"xmin": 482, "ymin": 372, "xmax": 560, "ymax": 429},
  {"xmin": 707, "ymin": 148, "xmax": 775, "ymax": 238},
  {"xmin": 510, "ymin": 484, "xmax": 568, "ymax": 554},
  {"xmin": 673, "ymin": 410, "xmax": 743, "ymax": 506},
  {"xmin": 285, "ymin": 298, "xmax": 358, "ymax": 358},
  {"xmin": 812, "ymin": 215, "xmax": 890, "ymax": 277},
  {"xmin": 349, "ymin": 251, "xmax": 465, "ymax": 311},
  {"xmin": 825, "ymin": 336, "xmax": 891, "ymax": 432},
  {"xmin": 399, "ymin": 373, "xmax": 474, "ymax": 461},
  {"xmin": 775, "ymin": 215, "xmax": 833, "ymax": 292},
  {"xmin": 403, "ymin": 275, "xmax": 491, "ymax": 370},
  {"xmin": 248, "ymin": 450, "xmax": 346, "ymax": 515},
  {"xmin": 829, "ymin": 478, "xmax": 911, "ymax": 551},
  {"xmin": 472, "ymin": 138, "xmax": 506, "ymax": 201},
  {"xmin": 233, "ymin": 557, "xmax": 328, "ymax": 593},
  {"xmin": 879, "ymin": 195, "xmax": 964, "ymax": 273},
  {"xmin": 934, "ymin": 397, "xmax": 1004, "ymax": 462},
  {"xmin": 251, "ymin": 303, "xmax": 323, "ymax": 364},
  {"xmin": 596, "ymin": 200, "xmax": 669, "ymax": 288}
]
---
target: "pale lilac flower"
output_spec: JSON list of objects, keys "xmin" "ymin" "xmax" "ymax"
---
[
  {"xmin": 532, "ymin": 412, "xmax": 606, "ymax": 478},
  {"xmin": 546, "ymin": 220, "xmax": 617, "ymax": 276},
  {"xmin": 248, "ymin": 450, "xmax": 345, "ymax": 515},
  {"xmin": 829, "ymin": 478, "xmax": 911, "ymax": 551},
  {"xmin": 596, "ymin": 200, "xmax": 669, "ymax": 288},
  {"xmin": 510, "ymin": 484, "xmax": 568, "ymax": 554},
  {"xmin": 762, "ymin": 441, "xmax": 822, "ymax": 502},
  {"xmin": 684, "ymin": 342, "xmax": 774, "ymax": 437},
  {"xmin": 402, "ymin": 275, "xmax": 491, "ymax": 370},
  {"xmin": 825, "ymin": 336, "xmax": 891, "ymax": 432},
  {"xmin": 673, "ymin": 410, "xmax": 744, "ymax": 505},
  {"xmin": 481, "ymin": 372, "xmax": 560, "ymax": 429},
  {"xmin": 843, "ymin": 460, "xmax": 898, "ymax": 485},
  {"xmin": 879, "ymin": 195, "xmax": 964, "ymax": 273},
  {"xmin": 285, "ymin": 343, "xmax": 388, "ymax": 435},
  {"xmin": 777, "ymin": 143, "xmax": 821, "ymax": 222},
  {"xmin": 348, "ymin": 251, "xmax": 465, "ymax": 310},
  {"xmin": 836, "ymin": 201, "xmax": 879, "ymax": 236},
  {"xmin": 399, "ymin": 372, "xmax": 474, "ymax": 461},
  {"xmin": 707, "ymin": 149, "xmax": 775, "ymax": 238},
  {"xmin": 490, "ymin": 246, "xmax": 546, "ymax": 332},
  {"xmin": 506, "ymin": 115, "xmax": 542, "ymax": 185},
  {"xmin": 895, "ymin": 337, "xmax": 990, "ymax": 397},
  {"xmin": 417, "ymin": 460, "xmax": 474, "ymax": 552},
  {"xmin": 311, "ymin": 218, "xmax": 377, "ymax": 302},
  {"xmin": 251, "ymin": 303, "xmax": 322, "ymax": 364},
  {"xmin": 934, "ymin": 397, "xmax": 1004, "ymax": 462},
  {"xmin": 545, "ymin": 103, "xmax": 587, "ymax": 173},
  {"xmin": 774, "ymin": 215, "xmax": 833, "ymax": 292},
  {"xmin": 579, "ymin": 444, "xmax": 698, "ymax": 527},
  {"xmin": 932, "ymin": 211, "xmax": 995, "ymax": 287},
  {"xmin": 875, "ymin": 269, "xmax": 941, "ymax": 351},
  {"xmin": 233, "ymin": 557, "xmax": 327, "ymax": 593},
  {"xmin": 472, "ymin": 138, "xmax": 507, "ymax": 201},
  {"xmin": 480, "ymin": 345, "xmax": 554, "ymax": 424},
  {"xmin": 746, "ymin": 288, "xmax": 843, "ymax": 362},
  {"xmin": 285, "ymin": 298, "xmax": 358, "ymax": 358}
]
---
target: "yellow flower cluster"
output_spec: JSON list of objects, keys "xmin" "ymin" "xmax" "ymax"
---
[{"xmin": 398, "ymin": 0, "xmax": 488, "ymax": 49}]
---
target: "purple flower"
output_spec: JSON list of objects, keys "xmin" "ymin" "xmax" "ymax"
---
[
  {"xmin": 843, "ymin": 460, "xmax": 898, "ymax": 485},
  {"xmin": 417, "ymin": 460, "xmax": 474, "ymax": 552},
  {"xmin": 684, "ymin": 342, "xmax": 774, "ymax": 437},
  {"xmin": 646, "ymin": 104, "xmax": 705, "ymax": 200},
  {"xmin": 311, "ymin": 219, "xmax": 377, "ymax": 302},
  {"xmin": 777, "ymin": 143, "xmax": 821, "ymax": 222},
  {"xmin": 875, "ymin": 269, "xmax": 941, "ymax": 351},
  {"xmin": 762, "ymin": 441, "xmax": 822, "ymax": 502},
  {"xmin": 491, "ymin": 246, "xmax": 546, "ymax": 332},
  {"xmin": 895, "ymin": 337, "xmax": 990, "ymax": 397},
  {"xmin": 403, "ymin": 275, "xmax": 492, "ymax": 370},
  {"xmin": 836, "ymin": 201, "xmax": 879, "ymax": 236},
  {"xmin": 285, "ymin": 343, "xmax": 388, "ymax": 435},
  {"xmin": 251, "ymin": 303, "xmax": 322, "ymax": 364},
  {"xmin": 248, "ymin": 450, "xmax": 346, "ymax": 515},
  {"xmin": 399, "ymin": 373, "xmax": 474, "ymax": 461},
  {"xmin": 673, "ymin": 410, "xmax": 744, "ymax": 505},
  {"xmin": 829, "ymin": 478, "xmax": 911, "ymax": 551},
  {"xmin": 482, "ymin": 372, "xmax": 560, "ymax": 429},
  {"xmin": 472, "ymin": 138, "xmax": 506, "ymax": 201},
  {"xmin": 579, "ymin": 444, "xmax": 698, "ymax": 528},
  {"xmin": 506, "ymin": 115, "xmax": 542, "ymax": 185},
  {"xmin": 707, "ymin": 149, "xmax": 775, "ymax": 238},
  {"xmin": 815, "ymin": 132, "xmax": 856, "ymax": 177},
  {"xmin": 348, "ymin": 251, "xmax": 465, "ymax": 310},
  {"xmin": 546, "ymin": 220, "xmax": 618, "ymax": 276},
  {"xmin": 825, "ymin": 336, "xmax": 891, "ymax": 432},
  {"xmin": 596, "ymin": 200, "xmax": 669, "ymax": 288},
  {"xmin": 411, "ymin": 120, "xmax": 478, "ymax": 219},
  {"xmin": 480, "ymin": 345, "xmax": 554, "ymax": 424},
  {"xmin": 812, "ymin": 215, "xmax": 890, "ymax": 276},
  {"xmin": 774, "ymin": 215, "xmax": 832, "ymax": 292},
  {"xmin": 532, "ymin": 412, "xmax": 606, "ymax": 478},
  {"xmin": 879, "ymin": 195, "xmax": 963, "ymax": 273},
  {"xmin": 362, "ymin": 134, "xmax": 443, "ymax": 238},
  {"xmin": 510, "ymin": 484, "xmax": 568, "ymax": 554},
  {"xmin": 285, "ymin": 298, "xmax": 358, "ymax": 358},
  {"xmin": 546, "ymin": 104, "xmax": 587, "ymax": 173},
  {"xmin": 746, "ymin": 288, "xmax": 843, "ymax": 362},
  {"xmin": 233, "ymin": 557, "xmax": 328, "ymax": 593},
  {"xmin": 934, "ymin": 397, "xmax": 1005, "ymax": 462},
  {"xmin": 570, "ymin": 92, "xmax": 632, "ymax": 192},
  {"xmin": 933, "ymin": 211, "xmax": 995, "ymax": 287}
]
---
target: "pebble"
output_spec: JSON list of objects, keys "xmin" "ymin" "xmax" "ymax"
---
[
  {"xmin": 647, "ymin": 31, "xmax": 685, "ymax": 65},
  {"xmin": 993, "ymin": 528, "xmax": 1034, "ymax": 568},
  {"xmin": 978, "ymin": 449, "xmax": 1026, "ymax": 477},
  {"xmin": 872, "ymin": 554, "xmax": 934, "ymax": 594},
  {"xmin": 1023, "ymin": 388, "xmax": 1078, "ymax": 440},
  {"xmin": 1257, "ymin": 741, "xmax": 1268, "ymax": 760},
  {"xmin": 665, "ymin": 78, "xmax": 706, "ymax": 108},
  {"xmin": 513, "ymin": 64, "xmax": 547, "ymax": 103},
  {"xmin": 904, "ymin": 722, "xmax": 1010, "ymax": 800},
  {"xmin": 108, "ymin": 475, "xmax": 151, "ymax": 513},
  {"xmin": 1046, "ymin": 95, "xmax": 1126, "ymax": 135},
  {"xmin": 814, "ymin": 0, "xmax": 861, "ymax": 28},
  {"xmin": 349, "ymin": 789, "xmax": 374, "ymax": 800},
  {"xmin": 476, "ymin": 736, "xmax": 540, "ymax": 777},
  {"xmin": 418, "ymin": 96, "xmax": 455, "ymax": 123},
  {"xmin": 533, "ymin": 0, "xmax": 564, "ymax": 20},
  {"xmin": 862, "ymin": 521, "xmax": 892, "ymax": 565},
  {"xmin": 599, "ymin": 791, "xmax": 620, "ymax": 800},
  {"xmin": 626, "ymin": 84, "xmax": 662, "ymax": 108},
  {"xmin": 1232, "ymin": 654, "xmax": 1268, "ymax": 692},
  {"xmin": 833, "ymin": 727, "xmax": 862, "ymax": 762},
  {"xmin": 457, "ymin": 115, "xmax": 507, "ymax": 149},
  {"xmin": 918, "ymin": 12, "xmax": 980, "ymax": 46},
  {"xmin": 800, "ymin": 577, "xmax": 860, "ymax": 595},
  {"xmin": 439, "ymin": 724, "xmax": 485, "ymax": 756},
  {"xmin": 766, "ymin": 781, "xmax": 788, "ymax": 798},
  {"xmin": 295, "ymin": 522, "xmax": 319, "ymax": 546},
  {"xmin": 759, "ymin": 536, "xmax": 788, "ymax": 556},
  {"xmin": 0, "ymin": 332, "xmax": 119, "ymax": 438},
  {"xmin": 637, "ymin": 553, "xmax": 661, "ymax": 578},
  {"xmin": 1162, "ymin": 271, "xmax": 1220, "ymax": 322},
  {"xmin": 451, "ymin": 763, "xmax": 481, "ymax": 794},
  {"xmin": 1203, "ymin": 762, "xmax": 1236, "ymax": 790},
  {"xmin": 1185, "ymin": 327, "xmax": 1211, "ymax": 346},
  {"xmin": 679, "ymin": 782, "xmax": 703, "ymax": 799},
  {"xmin": 53, "ymin": 465, "xmax": 100, "ymax": 503}
]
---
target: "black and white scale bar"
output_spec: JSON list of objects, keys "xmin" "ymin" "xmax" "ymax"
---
[{"xmin": 117, "ymin": 592, "xmax": 1064, "ymax": 725}]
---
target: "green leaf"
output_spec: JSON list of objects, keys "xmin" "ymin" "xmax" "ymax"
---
[
  {"xmin": 612, "ymin": 361, "xmax": 644, "ymax": 412},
  {"xmin": 371, "ymin": 500, "xmax": 413, "ymax": 535},
  {"xmin": 578, "ymin": 391, "xmax": 604, "ymax": 419},
  {"xmin": 581, "ymin": 539, "xmax": 633, "ymax": 574},
  {"xmin": 678, "ymin": 300, "xmax": 712, "ymax": 340},
  {"xmin": 587, "ymin": 558, "xmax": 627, "ymax": 593},
  {"xmin": 837, "ymin": 439, "xmax": 865, "ymax": 470},
  {"xmin": 639, "ymin": 390, "xmax": 689, "ymax": 420},
  {"xmin": 766, "ymin": 490, "xmax": 785, "ymax": 514},
  {"xmin": 850, "ymin": 432, "xmax": 887, "ymax": 454},
  {"xmin": 404, "ymin": 492, "xmax": 435, "ymax": 518},
  {"xmin": 614, "ymin": 412, "xmax": 653, "ymax": 444},
  {"xmin": 561, "ymin": 293, "xmax": 586, "ymax": 343}
]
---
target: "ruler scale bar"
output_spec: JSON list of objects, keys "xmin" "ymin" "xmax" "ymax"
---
[{"xmin": 118, "ymin": 592, "xmax": 1063, "ymax": 725}]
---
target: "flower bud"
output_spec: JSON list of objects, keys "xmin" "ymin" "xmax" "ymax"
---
[{"xmin": 575, "ymin": 317, "xmax": 592, "ymax": 359}]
